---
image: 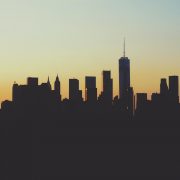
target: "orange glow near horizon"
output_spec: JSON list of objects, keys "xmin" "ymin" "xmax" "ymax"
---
[
  {"xmin": 1, "ymin": 53, "xmax": 179, "ymax": 103},
  {"xmin": 0, "ymin": 0, "xmax": 180, "ymax": 103}
]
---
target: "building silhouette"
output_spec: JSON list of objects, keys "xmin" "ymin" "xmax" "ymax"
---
[
  {"xmin": 127, "ymin": 87, "xmax": 135, "ymax": 117},
  {"xmin": 12, "ymin": 77, "xmax": 60, "ymax": 108},
  {"xmin": 69, "ymin": 78, "xmax": 83, "ymax": 103},
  {"xmin": 12, "ymin": 82, "xmax": 19, "ymax": 102},
  {"xmin": 101, "ymin": 70, "xmax": 113, "ymax": 104},
  {"xmin": 160, "ymin": 78, "xmax": 169, "ymax": 96},
  {"xmin": 136, "ymin": 93, "xmax": 148, "ymax": 110},
  {"xmin": 27, "ymin": 77, "xmax": 38, "ymax": 86},
  {"xmin": 47, "ymin": 76, "xmax": 52, "ymax": 90},
  {"xmin": 54, "ymin": 75, "xmax": 61, "ymax": 101},
  {"xmin": 85, "ymin": 76, "xmax": 97, "ymax": 103},
  {"xmin": 119, "ymin": 40, "xmax": 130, "ymax": 99},
  {"xmin": 169, "ymin": 76, "xmax": 179, "ymax": 103},
  {"xmin": 118, "ymin": 40, "xmax": 134, "ymax": 116}
]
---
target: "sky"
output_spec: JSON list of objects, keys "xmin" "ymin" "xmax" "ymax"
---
[{"xmin": 0, "ymin": 0, "xmax": 180, "ymax": 102}]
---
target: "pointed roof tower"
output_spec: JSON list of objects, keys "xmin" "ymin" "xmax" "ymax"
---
[
  {"xmin": 56, "ymin": 74, "xmax": 59, "ymax": 81},
  {"xmin": 47, "ymin": 76, "xmax": 50, "ymax": 83},
  {"xmin": 47, "ymin": 76, "xmax": 52, "ymax": 90}
]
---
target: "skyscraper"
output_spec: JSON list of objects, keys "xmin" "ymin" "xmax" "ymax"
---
[
  {"xmin": 102, "ymin": 71, "xmax": 113, "ymax": 104},
  {"xmin": 85, "ymin": 76, "xmax": 97, "ymax": 103},
  {"xmin": 54, "ymin": 75, "xmax": 61, "ymax": 101},
  {"xmin": 69, "ymin": 79, "xmax": 82, "ymax": 103},
  {"xmin": 119, "ymin": 40, "xmax": 130, "ymax": 99},
  {"xmin": 169, "ymin": 76, "xmax": 179, "ymax": 103},
  {"xmin": 160, "ymin": 78, "xmax": 168, "ymax": 96}
]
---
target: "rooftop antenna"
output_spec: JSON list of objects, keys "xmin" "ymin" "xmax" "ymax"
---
[{"xmin": 123, "ymin": 38, "xmax": 126, "ymax": 57}]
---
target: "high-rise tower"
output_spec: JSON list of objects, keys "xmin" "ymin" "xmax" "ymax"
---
[
  {"xmin": 102, "ymin": 71, "xmax": 113, "ymax": 104},
  {"xmin": 160, "ymin": 78, "xmax": 168, "ymax": 96},
  {"xmin": 169, "ymin": 76, "xmax": 179, "ymax": 103},
  {"xmin": 54, "ymin": 75, "xmax": 61, "ymax": 101},
  {"xmin": 47, "ymin": 76, "xmax": 52, "ymax": 90},
  {"xmin": 85, "ymin": 76, "xmax": 97, "ymax": 103},
  {"xmin": 69, "ymin": 79, "xmax": 83, "ymax": 103},
  {"xmin": 119, "ymin": 39, "xmax": 130, "ymax": 99}
]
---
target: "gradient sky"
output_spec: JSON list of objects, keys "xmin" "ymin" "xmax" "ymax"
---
[{"xmin": 0, "ymin": 0, "xmax": 180, "ymax": 102}]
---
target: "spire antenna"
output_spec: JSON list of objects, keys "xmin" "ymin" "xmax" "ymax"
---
[{"xmin": 123, "ymin": 38, "xmax": 126, "ymax": 57}]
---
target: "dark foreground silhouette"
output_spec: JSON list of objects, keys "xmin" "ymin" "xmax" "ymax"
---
[{"xmin": 1, "ymin": 99, "xmax": 180, "ymax": 180}]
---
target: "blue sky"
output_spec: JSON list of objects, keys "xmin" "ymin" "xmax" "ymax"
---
[{"xmin": 0, "ymin": 0, "xmax": 180, "ymax": 101}]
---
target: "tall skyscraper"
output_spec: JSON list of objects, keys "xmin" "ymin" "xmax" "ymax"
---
[
  {"xmin": 102, "ymin": 71, "xmax": 113, "ymax": 104},
  {"xmin": 119, "ymin": 40, "xmax": 130, "ymax": 99},
  {"xmin": 169, "ymin": 76, "xmax": 179, "ymax": 103},
  {"xmin": 85, "ymin": 76, "xmax": 97, "ymax": 103},
  {"xmin": 54, "ymin": 75, "xmax": 61, "ymax": 101},
  {"xmin": 160, "ymin": 78, "xmax": 168, "ymax": 96},
  {"xmin": 69, "ymin": 79, "xmax": 82, "ymax": 102}
]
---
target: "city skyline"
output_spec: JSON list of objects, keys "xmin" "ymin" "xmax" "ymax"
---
[
  {"xmin": 0, "ymin": 0, "xmax": 180, "ymax": 102},
  {"xmin": 2, "ymin": 1, "xmax": 180, "ymax": 179},
  {"xmin": 6, "ymin": 64, "xmax": 179, "ymax": 104},
  {"xmin": 1, "ymin": 46, "xmax": 180, "ymax": 103}
]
